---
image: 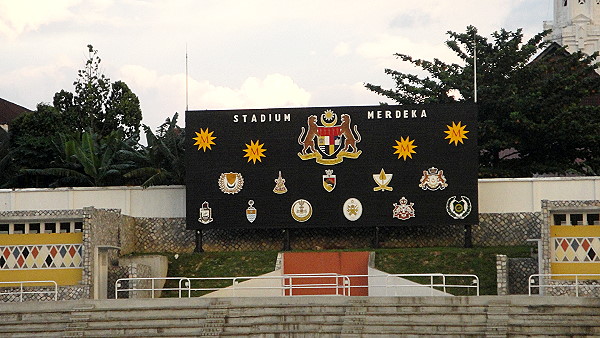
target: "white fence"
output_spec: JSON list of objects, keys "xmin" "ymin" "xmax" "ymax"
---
[{"xmin": 1, "ymin": 178, "xmax": 600, "ymax": 217}]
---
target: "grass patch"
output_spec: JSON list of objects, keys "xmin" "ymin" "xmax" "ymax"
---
[
  {"xmin": 163, "ymin": 251, "xmax": 279, "ymax": 297},
  {"xmin": 167, "ymin": 250, "xmax": 280, "ymax": 278},
  {"xmin": 150, "ymin": 246, "xmax": 531, "ymax": 296},
  {"xmin": 374, "ymin": 246, "xmax": 531, "ymax": 295}
]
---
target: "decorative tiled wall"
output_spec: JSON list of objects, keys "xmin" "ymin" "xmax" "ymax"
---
[
  {"xmin": 541, "ymin": 200, "xmax": 600, "ymax": 297},
  {"xmin": 553, "ymin": 237, "xmax": 600, "ymax": 263},
  {"xmin": 541, "ymin": 200, "xmax": 600, "ymax": 275},
  {"xmin": 0, "ymin": 244, "xmax": 82, "ymax": 270}
]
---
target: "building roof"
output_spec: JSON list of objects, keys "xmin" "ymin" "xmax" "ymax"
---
[
  {"xmin": 532, "ymin": 42, "xmax": 600, "ymax": 107},
  {"xmin": 0, "ymin": 97, "xmax": 31, "ymax": 125},
  {"xmin": 531, "ymin": 42, "xmax": 571, "ymax": 63}
]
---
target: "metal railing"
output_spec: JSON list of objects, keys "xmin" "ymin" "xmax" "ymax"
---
[
  {"xmin": 282, "ymin": 273, "xmax": 351, "ymax": 296},
  {"xmin": 0, "ymin": 280, "xmax": 58, "ymax": 302},
  {"xmin": 385, "ymin": 273, "xmax": 479, "ymax": 296},
  {"xmin": 338, "ymin": 273, "xmax": 479, "ymax": 296},
  {"xmin": 115, "ymin": 273, "xmax": 479, "ymax": 299},
  {"xmin": 116, "ymin": 274, "xmax": 351, "ymax": 299},
  {"xmin": 115, "ymin": 277, "xmax": 192, "ymax": 299},
  {"xmin": 529, "ymin": 274, "xmax": 600, "ymax": 297}
]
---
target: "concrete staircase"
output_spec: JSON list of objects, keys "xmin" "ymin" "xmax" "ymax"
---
[{"xmin": 1, "ymin": 296, "xmax": 599, "ymax": 337}]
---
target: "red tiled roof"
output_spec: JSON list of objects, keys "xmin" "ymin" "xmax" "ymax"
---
[
  {"xmin": 0, "ymin": 97, "xmax": 31, "ymax": 124},
  {"xmin": 581, "ymin": 92, "xmax": 600, "ymax": 106}
]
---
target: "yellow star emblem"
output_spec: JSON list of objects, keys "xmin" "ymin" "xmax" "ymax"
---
[
  {"xmin": 243, "ymin": 140, "xmax": 267, "ymax": 164},
  {"xmin": 192, "ymin": 128, "xmax": 216, "ymax": 151}
]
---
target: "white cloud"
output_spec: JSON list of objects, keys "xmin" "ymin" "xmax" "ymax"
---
[
  {"xmin": 192, "ymin": 73, "xmax": 311, "ymax": 110},
  {"xmin": 0, "ymin": 0, "xmax": 548, "ymax": 128},
  {"xmin": 333, "ymin": 42, "xmax": 351, "ymax": 57},
  {"xmin": 356, "ymin": 34, "xmax": 461, "ymax": 74},
  {"xmin": 119, "ymin": 65, "xmax": 310, "ymax": 128},
  {"xmin": 0, "ymin": 56, "xmax": 77, "ymax": 108},
  {"xmin": 0, "ymin": 0, "xmax": 80, "ymax": 39}
]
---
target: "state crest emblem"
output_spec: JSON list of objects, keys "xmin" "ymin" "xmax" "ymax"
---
[
  {"xmin": 322, "ymin": 169, "xmax": 336, "ymax": 192},
  {"xmin": 198, "ymin": 201, "xmax": 213, "ymax": 224},
  {"xmin": 373, "ymin": 168, "xmax": 393, "ymax": 191},
  {"xmin": 297, "ymin": 110, "xmax": 362, "ymax": 165},
  {"xmin": 343, "ymin": 198, "xmax": 362, "ymax": 221},
  {"xmin": 419, "ymin": 167, "xmax": 448, "ymax": 191},
  {"xmin": 291, "ymin": 199, "xmax": 312, "ymax": 222},
  {"xmin": 218, "ymin": 172, "xmax": 244, "ymax": 194},
  {"xmin": 273, "ymin": 171, "xmax": 287, "ymax": 194},
  {"xmin": 393, "ymin": 197, "xmax": 415, "ymax": 220},
  {"xmin": 246, "ymin": 200, "xmax": 257, "ymax": 223},
  {"xmin": 446, "ymin": 196, "xmax": 472, "ymax": 219}
]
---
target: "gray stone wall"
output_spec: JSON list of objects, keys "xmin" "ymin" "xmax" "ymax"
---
[
  {"xmin": 107, "ymin": 266, "xmax": 128, "ymax": 299},
  {"xmin": 477, "ymin": 213, "xmax": 542, "ymax": 246},
  {"xmin": 545, "ymin": 280, "xmax": 600, "ymax": 297},
  {"xmin": 119, "ymin": 214, "xmax": 138, "ymax": 255},
  {"xmin": 116, "ymin": 211, "xmax": 544, "ymax": 252},
  {"xmin": 0, "ymin": 285, "xmax": 89, "ymax": 302},
  {"xmin": 0, "ymin": 209, "xmax": 84, "ymax": 218},
  {"xmin": 81, "ymin": 207, "xmax": 122, "ymax": 298},
  {"xmin": 508, "ymin": 258, "xmax": 537, "ymax": 295},
  {"xmin": 110, "ymin": 263, "xmax": 152, "ymax": 299},
  {"xmin": 496, "ymin": 255, "xmax": 538, "ymax": 295},
  {"xmin": 193, "ymin": 212, "xmax": 542, "ymax": 251},
  {"xmin": 134, "ymin": 217, "xmax": 195, "ymax": 253}
]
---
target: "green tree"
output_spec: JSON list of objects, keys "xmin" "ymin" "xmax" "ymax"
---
[
  {"xmin": 0, "ymin": 127, "xmax": 10, "ymax": 186},
  {"xmin": 1, "ymin": 104, "xmax": 66, "ymax": 187},
  {"xmin": 0, "ymin": 45, "xmax": 145, "ymax": 188},
  {"xmin": 54, "ymin": 45, "xmax": 142, "ymax": 139},
  {"xmin": 365, "ymin": 26, "xmax": 600, "ymax": 177},
  {"xmin": 123, "ymin": 113, "xmax": 185, "ymax": 187}
]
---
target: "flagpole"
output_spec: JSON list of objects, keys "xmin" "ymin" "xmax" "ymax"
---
[
  {"xmin": 186, "ymin": 44, "xmax": 189, "ymax": 111},
  {"xmin": 474, "ymin": 33, "xmax": 477, "ymax": 103}
]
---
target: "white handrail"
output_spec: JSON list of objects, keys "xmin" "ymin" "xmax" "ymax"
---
[
  {"xmin": 115, "ymin": 277, "xmax": 191, "ymax": 299},
  {"xmin": 346, "ymin": 273, "xmax": 479, "ymax": 296},
  {"xmin": 0, "ymin": 280, "xmax": 58, "ymax": 302},
  {"xmin": 114, "ymin": 273, "xmax": 479, "ymax": 298},
  {"xmin": 179, "ymin": 275, "xmax": 350, "ymax": 297},
  {"xmin": 528, "ymin": 274, "xmax": 600, "ymax": 296}
]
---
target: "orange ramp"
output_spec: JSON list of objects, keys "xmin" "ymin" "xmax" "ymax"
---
[{"xmin": 282, "ymin": 251, "xmax": 369, "ymax": 296}]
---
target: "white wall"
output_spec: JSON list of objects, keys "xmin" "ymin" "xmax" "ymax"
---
[
  {"xmin": 1, "ymin": 177, "xmax": 600, "ymax": 216},
  {"xmin": 478, "ymin": 177, "xmax": 600, "ymax": 213},
  {"xmin": 0, "ymin": 185, "xmax": 185, "ymax": 218}
]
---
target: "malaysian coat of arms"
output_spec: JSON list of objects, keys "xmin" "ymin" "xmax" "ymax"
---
[
  {"xmin": 419, "ymin": 167, "xmax": 448, "ymax": 191},
  {"xmin": 297, "ymin": 110, "xmax": 362, "ymax": 165}
]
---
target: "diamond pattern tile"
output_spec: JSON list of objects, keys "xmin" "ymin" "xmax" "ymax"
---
[
  {"xmin": 553, "ymin": 237, "xmax": 600, "ymax": 263},
  {"xmin": 0, "ymin": 244, "xmax": 82, "ymax": 270}
]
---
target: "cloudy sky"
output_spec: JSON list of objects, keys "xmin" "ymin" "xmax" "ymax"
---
[{"xmin": 0, "ymin": 0, "xmax": 552, "ymax": 129}]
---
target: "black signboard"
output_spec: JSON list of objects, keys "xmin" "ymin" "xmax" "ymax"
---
[{"xmin": 186, "ymin": 104, "xmax": 478, "ymax": 230}]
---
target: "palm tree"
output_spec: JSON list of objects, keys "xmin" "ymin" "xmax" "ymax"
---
[
  {"xmin": 21, "ymin": 131, "xmax": 137, "ymax": 187},
  {"xmin": 123, "ymin": 113, "xmax": 185, "ymax": 187}
]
